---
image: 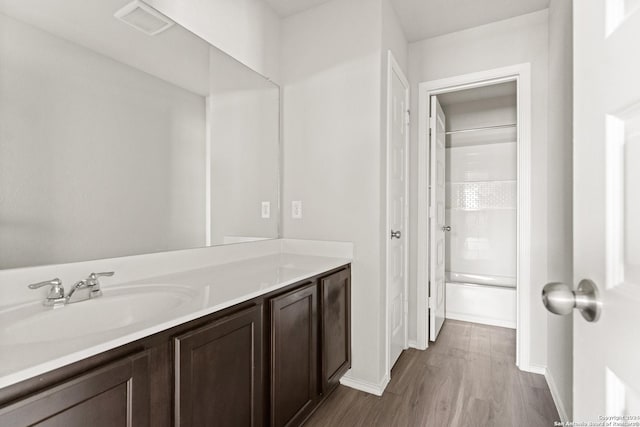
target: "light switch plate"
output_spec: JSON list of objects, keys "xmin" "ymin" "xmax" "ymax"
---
[
  {"xmin": 261, "ymin": 201, "xmax": 270, "ymax": 219},
  {"xmin": 291, "ymin": 200, "xmax": 302, "ymax": 219}
]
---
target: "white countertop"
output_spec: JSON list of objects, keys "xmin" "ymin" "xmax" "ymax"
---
[{"xmin": 0, "ymin": 252, "xmax": 351, "ymax": 390}]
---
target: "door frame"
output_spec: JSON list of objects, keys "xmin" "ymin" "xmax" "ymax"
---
[
  {"xmin": 385, "ymin": 50, "xmax": 410, "ymax": 380},
  {"xmin": 415, "ymin": 63, "xmax": 533, "ymax": 371}
]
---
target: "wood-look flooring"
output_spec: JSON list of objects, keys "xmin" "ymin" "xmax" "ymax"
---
[{"xmin": 304, "ymin": 320, "xmax": 560, "ymax": 427}]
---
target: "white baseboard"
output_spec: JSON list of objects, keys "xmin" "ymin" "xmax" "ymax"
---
[
  {"xmin": 545, "ymin": 368, "xmax": 569, "ymax": 423},
  {"xmin": 408, "ymin": 339, "xmax": 426, "ymax": 350},
  {"xmin": 518, "ymin": 364, "xmax": 568, "ymax": 422},
  {"xmin": 446, "ymin": 312, "xmax": 516, "ymax": 329},
  {"xmin": 521, "ymin": 363, "xmax": 546, "ymax": 375},
  {"xmin": 339, "ymin": 371, "xmax": 390, "ymax": 396}
]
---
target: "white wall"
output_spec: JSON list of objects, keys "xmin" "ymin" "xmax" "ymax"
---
[
  {"xmin": 381, "ymin": 0, "xmax": 408, "ymax": 68},
  {"xmin": 0, "ymin": 13, "xmax": 206, "ymax": 269},
  {"xmin": 546, "ymin": 0, "xmax": 573, "ymax": 420},
  {"xmin": 281, "ymin": 0, "xmax": 408, "ymax": 389},
  {"xmin": 147, "ymin": 0, "xmax": 281, "ymax": 82},
  {"xmin": 209, "ymin": 87, "xmax": 280, "ymax": 244},
  {"xmin": 407, "ymin": 10, "xmax": 550, "ymax": 367},
  {"xmin": 281, "ymin": 0, "xmax": 384, "ymax": 388}
]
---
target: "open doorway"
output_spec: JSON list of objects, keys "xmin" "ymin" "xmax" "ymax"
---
[
  {"xmin": 432, "ymin": 81, "xmax": 518, "ymax": 338},
  {"xmin": 416, "ymin": 64, "xmax": 533, "ymax": 371}
]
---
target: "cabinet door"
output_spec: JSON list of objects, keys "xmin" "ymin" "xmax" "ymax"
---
[
  {"xmin": 320, "ymin": 268, "xmax": 351, "ymax": 393},
  {"xmin": 0, "ymin": 351, "xmax": 150, "ymax": 427},
  {"xmin": 270, "ymin": 282, "xmax": 318, "ymax": 427},
  {"xmin": 174, "ymin": 305, "xmax": 263, "ymax": 427}
]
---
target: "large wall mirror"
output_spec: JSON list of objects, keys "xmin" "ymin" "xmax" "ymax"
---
[{"xmin": 0, "ymin": 0, "xmax": 280, "ymax": 269}]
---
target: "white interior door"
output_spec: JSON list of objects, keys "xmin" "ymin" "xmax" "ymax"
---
[
  {"xmin": 573, "ymin": 0, "xmax": 640, "ymax": 420},
  {"xmin": 429, "ymin": 95, "xmax": 446, "ymax": 341},
  {"xmin": 387, "ymin": 53, "xmax": 409, "ymax": 368}
]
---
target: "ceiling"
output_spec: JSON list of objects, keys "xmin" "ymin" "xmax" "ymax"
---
[
  {"xmin": 392, "ymin": 0, "xmax": 549, "ymax": 41},
  {"xmin": 265, "ymin": 0, "xmax": 549, "ymax": 42},
  {"xmin": 263, "ymin": 0, "xmax": 334, "ymax": 17}
]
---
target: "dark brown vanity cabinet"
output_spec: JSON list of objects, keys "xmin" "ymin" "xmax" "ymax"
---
[
  {"xmin": 174, "ymin": 304, "xmax": 263, "ymax": 427},
  {"xmin": 269, "ymin": 267, "xmax": 352, "ymax": 427},
  {"xmin": 270, "ymin": 282, "xmax": 318, "ymax": 427},
  {"xmin": 0, "ymin": 264, "xmax": 350, "ymax": 427},
  {"xmin": 319, "ymin": 268, "xmax": 351, "ymax": 394},
  {"xmin": 0, "ymin": 351, "xmax": 150, "ymax": 427}
]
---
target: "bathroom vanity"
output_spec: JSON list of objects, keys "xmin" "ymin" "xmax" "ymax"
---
[{"xmin": 0, "ymin": 254, "xmax": 351, "ymax": 427}]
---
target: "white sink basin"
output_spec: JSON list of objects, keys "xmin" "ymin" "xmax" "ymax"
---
[{"xmin": 0, "ymin": 284, "xmax": 197, "ymax": 345}]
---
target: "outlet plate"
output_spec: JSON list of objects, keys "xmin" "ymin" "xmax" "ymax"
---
[
  {"xmin": 261, "ymin": 201, "xmax": 270, "ymax": 219},
  {"xmin": 291, "ymin": 200, "xmax": 302, "ymax": 219}
]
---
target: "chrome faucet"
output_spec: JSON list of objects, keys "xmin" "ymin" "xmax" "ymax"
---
[
  {"xmin": 65, "ymin": 272, "xmax": 114, "ymax": 304},
  {"xmin": 28, "ymin": 272, "xmax": 114, "ymax": 307}
]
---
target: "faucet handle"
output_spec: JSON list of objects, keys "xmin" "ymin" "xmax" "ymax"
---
[
  {"xmin": 28, "ymin": 278, "xmax": 63, "ymax": 290},
  {"xmin": 88, "ymin": 272, "xmax": 114, "ymax": 281},
  {"xmin": 28, "ymin": 278, "xmax": 65, "ymax": 301},
  {"xmin": 86, "ymin": 272, "xmax": 114, "ymax": 298}
]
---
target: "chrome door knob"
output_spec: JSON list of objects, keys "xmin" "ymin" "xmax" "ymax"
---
[
  {"xmin": 390, "ymin": 230, "xmax": 401, "ymax": 239},
  {"xmin": 541, "ymin": 279, "xmax": 601, "ymax": 322},
  {"xmin": 442, "ymin": 225, "xmax": 451, "ymax": 232}
]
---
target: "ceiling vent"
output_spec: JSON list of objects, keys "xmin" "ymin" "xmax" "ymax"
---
[{"xmin": 114, "ymin": 0, "xmax": 174, "ymax": 36}]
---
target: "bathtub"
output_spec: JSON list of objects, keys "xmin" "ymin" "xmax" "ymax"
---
[
  {"xmin": 445, "ymin": 272, "xmax": 516, "ymax": 328},
  {"xmin": 447, "ymin": 272, "xmax": 516, "ymax": 288}
]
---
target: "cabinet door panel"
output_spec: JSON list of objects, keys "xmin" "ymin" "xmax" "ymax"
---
[
  {"xmin": 320, "ymin": 268, "xmax": 351, "ymax": 393},
  {"xmin": 0, "ymin": 351, "xmax": 150, "ymax": 427},
  {"xmin": 270, "ymin": 283, "xmax": 318, "ymax": 427},
  {"xmin": 174, "ymin": 305, "xmax": 262, "ymax": 427}
]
